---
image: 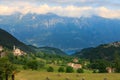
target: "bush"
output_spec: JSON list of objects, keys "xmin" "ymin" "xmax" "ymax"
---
[
  {"xmin": 47, "ymin": 66, "xmax": 54, "ymax": 72},
  {"xmin": 77, "ymin": 68, "xmax": 84, "ymax": 73},
  {"xmin": 93, "ymin": 69, "xmax": 98, "ymax": 73},
  {"xmin": 26, "ymin": 60, "xmax": 39, "ymax": 70},
  {"xmin": 66, "ymin": 66, "xmax": 74, "ymax": 73},
  {"xmin": 58, "ymin": 67, "xmax": 65, "ymax": 72},
  {"xmin": 38, "ymin": 60, "xmax": 45, "ymax": 68},
  {"xmin": 23, "ymin": 65, "xmax": 28, "ymax": 70}
]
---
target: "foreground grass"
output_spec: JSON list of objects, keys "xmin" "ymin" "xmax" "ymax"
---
[{"xmin": 16, "ymin": 70, "xmax": 120, "ymax": 80}]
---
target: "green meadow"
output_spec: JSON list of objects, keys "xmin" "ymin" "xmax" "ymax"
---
[{"xmin": 16, "ymin": 70, "xmax": 120, "ymax": 80}]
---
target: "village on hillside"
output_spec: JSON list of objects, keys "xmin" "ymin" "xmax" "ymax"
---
[
  {"xmin": 0, "ymin": 45, "xmax": 116, "ymax": 73},
  {"xmin": 0, "ymin": 45, "xmax": 26, "ymax": 57}
]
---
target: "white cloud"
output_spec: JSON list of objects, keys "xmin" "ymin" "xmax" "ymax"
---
[
  {"xmin": 96, "ymin": 7, "xmax": 120, "ymax": 18},
  {"xmin": 0, "ymin": 2, "xmax": 120, "ymax": 19},
  {"xmin": 0, "ymin": 5, "xmax": 17, "ymax": 15}
]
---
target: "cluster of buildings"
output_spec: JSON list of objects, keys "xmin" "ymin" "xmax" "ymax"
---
[
  {"xmin": 67, "ymin": 58, "xmax": 82, "ymax": 69},
  {"xmin": 0, "ymin": 45, "xmax": 26, "ymax": 57},
  {"xmin": 67, "ymin": 58, "xmax": 114, "ymax": 73},
  {"xmin": 104, "ymin": 42, "xmax": 120, "ymax": 48},
  {"xmin": 13, "ymin": 45, "xmax": 26, "ymax": 56}
]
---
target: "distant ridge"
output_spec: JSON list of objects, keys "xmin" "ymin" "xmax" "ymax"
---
[
  {"xmin": 74, "ymin": 41, "xmax": 120, "ymax": 61},
  {"xmin": 28, "ymin": 45, "xmax": 66, "ymax": 55}
]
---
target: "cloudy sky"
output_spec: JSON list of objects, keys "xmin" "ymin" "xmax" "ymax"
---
[{"xmin": 0, "ymin": 0, "xmax": 120, "ymax": 18}]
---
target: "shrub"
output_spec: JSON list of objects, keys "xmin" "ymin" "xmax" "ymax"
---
[
  {"xmin": 26, "ymin": 60, "xmax": 39, "ymax": 70},
  {"xmin": 93, "ymin": 69, "xmax": 98, "ymax": 73},
  {"xmin": 47, "ymin": 66, "xmax": 54, "ymax": 72},
  {"xmin": 77, "ymin": 68, "xmax": 84, "ymax": 73},
  {"xmin": 23, "ymin": 65, "xmax": 28, "ymax": 70},
  {"xmin": 58, "ymin": 67, "xmax": 65, "ymax": 72},
  {"xmin": 66, "ymin": 66, "xmax": 74, "ymax": 73},
  {"xmin": 38, "ymin": 60, "xmax": 45, "ymax": 68}
]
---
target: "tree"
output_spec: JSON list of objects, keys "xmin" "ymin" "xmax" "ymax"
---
[
  {"xmin": 4, "ymin": 60, "xmax": 18, "ymax": 80},
  {"xmin": 11, "ymin": 70, "xmax": 19, "ymax": 80},
  {"xmin": 47, "ymin": 66, "xmax": 54, "ymax": 72},
  {"xmin": 77, "ymin": 68, "xmax": 84, "ymax": 73},
  {"xmin": 66, "ymin": 66, "xmax": 74, "ymax": 73},
  {"xmin": 114, "ymin": 52, "xmax": 120, "ymax": 73},
  {"xmin": 90, "ymin": 60, "xmax": 110, "ymax": 73},
  {"xmin": 0, "ymin": 58, "xmax": 18, "ymax": 80},
  {"xmin": 0, "ymin": 58, "xmax": 11, "ymax": 80},
  {"xmin": 27, "ymin": 60, "xmax": 39, "ymax": 70},
  {"xmin": 38, "ymin": 60, "xmax": 45, "ymax": 68},
  {"xmin": 58, "ymin": 67, "xmax": 65, "ymax": 72},
  {"xmin": 4, "ymin": 62, "xmax": 12, "ymax": 80},
  {"xmin": 0, "ymin": 64, "xmax": 4, "ymax": 80}
]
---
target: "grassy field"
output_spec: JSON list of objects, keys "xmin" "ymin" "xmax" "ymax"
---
[{"xmin": 15, "ymin": 70, "xmax": 120, "ymax": 80}]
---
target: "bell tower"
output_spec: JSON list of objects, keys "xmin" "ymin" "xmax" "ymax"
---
[{"xmin": 13, "ymin": 45, "xmax": 16, "ymax": 50}]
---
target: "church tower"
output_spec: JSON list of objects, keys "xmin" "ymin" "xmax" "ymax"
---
[{"xmin": 13, "ymin": 45, "xmax": 16, "ymax": 50}]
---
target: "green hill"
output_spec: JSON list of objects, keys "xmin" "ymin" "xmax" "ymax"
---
[
  {"xmin": 0, "ymin": 28, "xmax": 34, "ymax": 53},
  {"xmin": 29, "ymin": 45, "xmax": 66, "ymax": 55},
  {"xmin": 74, "ymin": 42, "xmax": 120, "ymax": 61}
]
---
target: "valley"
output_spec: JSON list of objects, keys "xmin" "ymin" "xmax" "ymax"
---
[
  {"xmin": 0, "ymin": 13, "xmax": 120, "ymax": 54},
  {"xmin": 0, "ymin": 0, "xmax": 120, "ymax": 79},
  {"xmin": 1, "ymin": 21, "xmax": 120, "ymax": 80}
]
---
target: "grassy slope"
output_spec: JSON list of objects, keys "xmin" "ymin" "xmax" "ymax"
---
[{"xmin": 16, "ymin": 70, "xmax": 120, "ymax": 80}]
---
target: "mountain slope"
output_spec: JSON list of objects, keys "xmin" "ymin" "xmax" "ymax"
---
[
  {"xmin": 0, "ymin": 28, "xmax": 66, "ymax": 55},
  {"xmin": 0, "ymin": 28, "xmax": 34, "ymax": 53},
  {"xmin": 74, "ymin": 42, "xmax": 120, "ymax": 61},
  {"xmin": 29, "ymin": 45, "xmax": 66, "ymax": 55},
  {"xmin": 0, "ymin": 13, "xmax": 120, "ymax": 53}
]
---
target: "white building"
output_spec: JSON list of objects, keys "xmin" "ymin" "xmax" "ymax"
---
[
  {"xmin": 0, "ymin": 45, "xmax": 3, "ymax": 52},
  {"xmin": 68, "ymin": 62, "xmax": 82, "ymax": 69},
  {"xmin": 13, "ymin": 45, "xmax": 26, "ymax": 56}
]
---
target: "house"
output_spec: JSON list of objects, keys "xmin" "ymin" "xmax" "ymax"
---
[
  {"xmin": 13, "ymin": 45, "xmax": 26, "ymax": 56},
  {"xmin": 0, "ymin": 52, "xmax": 6, "ymax": 58},
  {"xmin": 0, "ymin": 45, "xmax": 3, "ymax": 52},
  {"xmin": 106, "ymin": 67, "xmax": 115, "ymax": 73},
  {"xmin": 68, "ymin": 62, "xmax": 74, "ymax": 67},
  {"xmin": 73, "ymin": 64, "xmax": 82, "ymax": 69},
  {"xmin": 0, "ymin": 45, "xmax": 6, "ymax": 57},
  {"xmin": 73, "ymin": 58, "xmax": 79, "ymax": 63},
  {"xmin": 68, "ymin": 62, "xmax": 82, "ymax": 69},
  {"xmin": 67, "ymin": 58, "xmax": 82, "ymax": 69}
]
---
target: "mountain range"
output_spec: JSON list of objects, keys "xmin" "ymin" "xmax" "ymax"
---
[{"xmin": 0, "ymin": 13, "xmax": 120, "ymax": 54}]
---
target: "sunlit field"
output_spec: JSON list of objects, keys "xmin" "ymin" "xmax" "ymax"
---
[{"xmin": 16, "ymin": 70, "xmax": 120, "ymax": 80}]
